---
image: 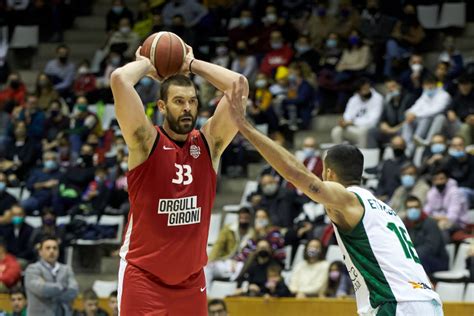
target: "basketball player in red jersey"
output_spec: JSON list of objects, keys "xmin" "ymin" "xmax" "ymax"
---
[{"xmin": 110, "ymin": 44, "xmax": 248, "ymax": 315}]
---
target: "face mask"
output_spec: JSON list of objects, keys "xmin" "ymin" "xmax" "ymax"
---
[
  {"xmin": 43, "ymin": 218, "xmax": 55, "ymax": 226},
  {"xmin": 367, "ymin": 7, "xmax": 378, "ymax": 15},
  {"xmin": 255, "ymin": 218, "xmax": 269, "ymax": 229},
  {"xmin": 411, "ymin": 63, "xmax": 423, "ymax": 73},
  {"xmin": 50, "ymin": 110, "xmax": 60, "ymax": 117},
  {"xmin": 288, "ymin": 74, "xmax": 297, "ymax": 83},
  {"xmin": 326, "ymin": 39, "xmax": 337, "ymax": 48},
  {"xmin": 317, "ymin": 8, "xmax": 326, "ymax": 17},
  {"xmin": 435, "ymin": 183, "xmax": 446, "ymax": 193},
  {"xmin": 424, "ymin": 88, "xmax": 436, "ymax": 98},
  {"xmin": 348, "ymin": 35, "xmax": 360, "ymax": 46},
  {"xmin": 406, "ymin": 207, "xmax": 421, "ymax": 221},
  {"xmin": 303, "ymin": 147, "xmax": 315, "ymax": 159},
  {"xmin": 10, "ymin": 80, "xmax": 20, "ymax": 90},
  {"xmin": 262, "ymin": 183, "xmax": 278, "ymax": 196},
  {"xmin": 329, "ymin": 270, "xmax": 340, "ymax": 281},
  {"xmin": 240, "ymin": 17, "xmax": 252, "ymax": 27},
  {"xmin": 360, "ymin": 92, "xmax": 372, "ymax": 100},
  {"xmin": 44, "ymin": 160, "xmax": 57, "ymax": 170},
  {"xmin": 58, "ymin": 56, "xmax": 68, "ymax": 64},
  {"xmin": 12, "ymin": 216, "xmax": 24, "ymax": 225},
  {"xmin": 76, "ymin": 104, "xmax": 88, "ymax": 112},
  {"xmin": 431, "ymin": 143, "xmax": 446, "ymax": 154},
  {"xmin": 265, "ymin": 13, "xmax": 277, "ymax": 23},
  {"xmin": 111, "ymin": 57, "xmax": 121, "ymax": 66},
  {"xmin": 0, "ymin": 182, "xmax": 6, "ymax": 192},
  {"xmin": 387, "ymin": 90, "xmax": 400, "ymax": 100},
  {"xmin": 295, "ymin": 44, "xmax": 311, "ymax": 54},
  {"xmin": 401, "ymin": 175, "xmax": 415, "ymax": 188},
  {"xmin": 258, "ymin": 250, "xmax": 270, "ymax": 258},
  {"xmin": 239, "ymin": 222, "xmax": 250, "ymax": 230},
  {"xmin": 80, "ymin": 154, "xmax": 93, "ymax": 166},
  {"xmin": 112, "ymin": 6, "xmax": 123, "ymax": 14},
  {"xmin": 393, "ymin": 148, "xmax": 405, "ymax": 158},
  {"xmin": 255, "ymin": 79, "xmax": 267, "ymax": 89},
  {"xmin": 448, "ymin": 149, "xmax": 465, "ymax": 159},
  {"xmin": 140, "ymin": 77, "xmax": 153, "ymax": 87},
  {"xmin": 120, "ymin": 26, "xmax": 131, "ymax": 34},
  {"xmin": 270, "ymin": 41, "xmax": 283, "ymax": 50},
  {"xmin": 306, "ymin": 248, "xmax": 320, "ymax": 258},
  {"xmin": 95, "ymin": 176, "xmax": 104, "ymax": 183},
  {"xmin": 236, "ymin": 48, "xmax": 247, "ymax": 56},
  {"xmin": 216, "ymin": 46, "xmax": 228, "ymax": 56},
  {"xmin": 120, "ymin": 161, "xmax": 128, "ymax": 171},
  {"xmin": 78, "ymin": 66, "xmax": 89, "ymax": 75}
]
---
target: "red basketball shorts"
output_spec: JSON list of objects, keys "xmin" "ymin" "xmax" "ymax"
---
[{"xmin": 117, "ymin": 259, "xmax": 207, "ymax": 316}]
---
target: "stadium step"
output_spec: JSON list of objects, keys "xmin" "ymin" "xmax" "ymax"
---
[
  {"xmin": 74, "ymin": 15, "xmax": 108, "ymax": 31},
  {"xmin": 462, "ymin": 22, "xmax": 474, "ymax": 37},
  {"xmin": 64, "ymin": 29, "xmax": 107, "ymax": 44}
]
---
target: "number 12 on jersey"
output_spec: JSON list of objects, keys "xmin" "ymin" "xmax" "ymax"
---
[{"xmin": 387, "ymin": 222, "xmax": 421, "ymax": 264}]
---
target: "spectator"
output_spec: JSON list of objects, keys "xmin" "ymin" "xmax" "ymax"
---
[
  {"xmin": 21, "ymin": 151, "xmax": 61, "ymax": 215},
  {"xmin": 289, "ymin": 238, "xmax": 330, "ymax": 298},
  {"xmin": 208, "ymin": 299, "xmax": 228, "ymax": 316},
  {"xmin": 399, "ymin": 52, "xmax": 428, "ymax": 97},
  {"xmin": 0, "ymin": 73, "xmax": 26, "ymax": 113},
  {"xmin": 404, "ymin": 196, "xmax": 449, "ymax": 276},
  {"xmin": 359, "ymin": 0, "xmax": 395, "ymax": 46},
  {"xmin": 8, "ymin": 286, "xmax": 27, "ymax": 316},
  {"xmin": 434, "ymin": 61, "xmax": 454, "ymax": 94},
  {"xmin": 425, "ymin": 168, "xmax": 469, "ymax": 238},
  {"xmin": 17, "ymin": 93, "xmax": 46, "ymax": 141},
  {"xmin": 136, "ymin": 76, "xmax": 159, "ymax": 107},
  {"xmin": 418, "ymin": 134, "xmax": 450, "ymax": 178},
  {"xmin": 231, "ymin": 41, "xmax": 258, "ymax": 83},
  {"xmin": 259, "ymin": 31, "xmax": 294, "ymax": 77},
  {"xmin": 334, "ymin": 1, "xmax": 360, "ymax": 39},
  {"xmin": 324, "ymin": 261, "xmax": 353, "ymax": 298},
  {"xmin": 0, "ymin": 238, "xmax": 21, "ymax": 292},
  {"xmin": 78, "ymin": 167, "xmax": 113, "ymax": 216},
  {"xmin": 331, "ymin": 78, "xmax": 383, "ymax": 148},
  {"xmin": 375, "ymin": 136, "xmax": 409, "ymax": 201},
  {"xmin": 228, "ymin": 9, "xmax": 260, "ymax": 52},
  {"xmin": 248, "ymin": 73, "xmax": 278, "ymax": 133},
  {"xmin": 212, "ymin": 43, "xmax": 231, "ymax": 69},
  {"xmin": 108, "ymin": 291, "xmax": 118, "ymax": 316},
  {"xmin": 205, "ymin": 207, "xmax": 254, "ymax": 290},
  {"xmin": 73, "ymin": 288, "xmax": 108, "ymax": 316},
  {"xmin": 390, "ymin": 163, "xmax": 430, "ymax": 218},
  {"xmin": 103, "ymin": 17, "xmax": 141, "ymax": 60},
  {"xmin": 444, "ymin": 136, "xmax": 474, "ymax": 205},
  {"xmin": 43, "ymin": 100, "xmax": 70, "ymax": 151},
  {"xmin": 73, "ymin": 60, "xmax": 97, "ymax": 100},
  {"xmin": 262, "ymin": 264, "xmax": 291, "ymax": 297},
  {"xmin": 293, "ymin": 35, "xmax": 320, "ymax": 73},
  {"xmin": 24, "ymin": 235, "xmax": 79, "ymax": 316},
  {"xmin": 0, "ymin": 106, "xmax": 12, "ymax": 152},
  {"xmin": 1, "ymin": 204, "xmax": 35, "ymax": 264},
  {"xmin": 29, "ymin": 209, "xmax": 66, "ymax": 260},
  {"xmin": 402, "ymin": 74, "xmax": 451, "ymax": 156},
  {"xmin": 280, "ymin": 62, "xmax": 315, "ymax": 131},
  {"xmin": 35, "ymin": 73, "xmax": 60, "ymax": 111},
  {"xmin": 0, "ymin": 172, "xmax": 17, "ymax": 215},
  {"xmin": 161, "ymin": 0, "xmax": 208, "ymax": 28},
  {"xmin": 133, "ymin": 0, "xmax": 153, "ymax": 40},
  {"xmin": 106, "ymin": 0, "xmax": 134, "ymax": 32},
  {"xmin": 44, "ymin": 44, "xmax": 76, "ymax": 98},
  {"xmin": 445, "ymin": 74, "xmax": 474, "ymax": 144},
  {"xmin": 306, "ymin": 3, "xmax": 336, "ymax": 47},
  {"xmin": 439, "ymin": 36, "xmax": 464, "ymax": 79},
  {"xmin": 367, "ymin": 78, "xmax": 415, "ymax": 149},
  {"xmin": 256, "ymin": 5, "xmax": 282, "ymax": 53},
  {"xmin": 384, "ymin": 4, "xmax": 425, "ymax": 77},
  {"xmin": 335, "ymin": 30, "xmax": 371, "ymax": 83},
  {"xmin": 299, "ymin": 136, "xmax": 323, "ymax": 180}
]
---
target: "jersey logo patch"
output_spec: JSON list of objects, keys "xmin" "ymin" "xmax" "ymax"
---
[
  {"xmin": 408, "ymin": 281, "xmax": 432, "ymax": 290},
  {"xmin": 190, "ymin": 145, "xmax": 201, "ymax": 159},
  {"xmin": 158, "ymin": 196, "xmax": 201, "ymax": 226}
]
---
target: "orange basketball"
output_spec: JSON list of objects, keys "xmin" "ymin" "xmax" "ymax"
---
[{"xmin": 140, "ymin": 32, "xmax": 186, "ymax": 79}]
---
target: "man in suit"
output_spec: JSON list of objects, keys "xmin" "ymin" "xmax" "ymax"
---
[{"xmin": 24, "ymin": 235, "xmax": 78, "ymax": 316}]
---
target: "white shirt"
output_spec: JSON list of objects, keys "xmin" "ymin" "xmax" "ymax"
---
[
  {"xmin": 406, "ymin": 88, "xmax": 451, "ymax": 118},
  {"xmin": 289, "ymin": 260, "xmax": 330, "ymax": 295},
  {"xmin": 343, "ymin": 88, "xmax": 383, "ymax": 128}
]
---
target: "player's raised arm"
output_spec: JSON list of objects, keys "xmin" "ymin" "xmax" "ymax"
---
[
  {"xmin": 225, "ymin": 78, "xmax": 362, "ymax": 231},
  {"xmin": 110, "ymin": 48, "xmax": 158, "ymax": 169},
  {"xmin": 181, "ymin": 45, "xmax": 249, "ymax": 165}
]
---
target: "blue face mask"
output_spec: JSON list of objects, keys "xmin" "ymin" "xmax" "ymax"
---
[
  {"xmin": 240, "ymin": 17, "xmax": 252, "ymax": 27},
  {"xmin": 406, "ymin": 208, "xmax": 421, "ymax": 221},
  {"xmin": 140, "ymin": 77, "xmax": 153, "ymax": 87},
  {"xmin": 401, "ymin": 175, "xmax": 415, "ymax": 188},
  {"xmin": 326, "ymin": 39, "xmax": 337, "ymax": 48},
  {"xmin": 348, "ymin": 35, "xmax": 360, "ymax": 46},
  {"xmin": 112, "ymin": 6, "xmax": 124, "ymax": 14},
  {"xmin": 44, "ymin": 160, "xmax": 57, "ymax": 171},
  {"xmin": 288, "ymin": 74, "xmax": 297, "ymax": 83},
  {"xmin": 448, "ymin": 149, "xmax": 465, "ymax": 159},
  {"xmin": 12, "ymin": 216, "xmax": 24, "ymax": 225},
  {"xmin": 302, "ymin": 148, "xmax": 315, "ymax": 159},
  {"xmin": 424, "ymin": 88, "xmax": 437, "ymax": 98},
  {"xmin": 0, "ymin": 182, "xmax": 5, "ymax": 192},
  {"xmin": 431, "ymin": 143, "xmax": 446, "ymax": 154}
]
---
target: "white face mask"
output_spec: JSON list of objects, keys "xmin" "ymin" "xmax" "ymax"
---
[
  {"xmin": 411, "ymin": 63, "xmax": 423, "ymax": 73},
  {"xmin": 265, "ymin": 13, "xmax": 277, "ymax": 23},
  {"xmin": 302, "ymin": 147, "xmax": 315, "ymax": 159},
  {"xmin": 77, "ymin": 66, "xmax": 89, "ymax": 75},
  {"xmin": 120, "ymin": 26, "xmax": 131, "ymax": 34},
  {"xmin": 262, "ymin": 183, "xmax": 278, "ymax": 196},
  {"xmin": 255, "ymin": 218, "xmax": 269, "ymax": 229},
  {"xmin": 120, "ymin": 161, "xmax": 128, "ymax": 171}
]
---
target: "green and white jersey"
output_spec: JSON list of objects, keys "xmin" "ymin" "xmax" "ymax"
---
[{"xmin": 332, "ymin": 186, "xmax": 441, "ymax": 315}]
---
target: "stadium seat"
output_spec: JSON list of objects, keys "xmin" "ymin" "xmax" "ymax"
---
[
  {"xmin": 92, "ymin": 280, "xmax": 118, "ymax": 298},
  {"xmin": 445, "ymin": 244, "xmax": 455, "ymax": 270},
  {"xmin": 223, "ymin": 213, "xmax": 238, "ymax": 226},
  {"xmin": 240, "ymin": 181, "xmax": 258, "ymax": 206},
  {"xmin": 326, "ymin": 245, "xmax": 344, "ymax": 263},
  {"xmin": 284, "ymin": 245, "xmax": 292, "ymax": 270},
  {"xmin": 281, "ymin": 270, "xmax": 292, "ymax": 287},
  {"xmin": 292, "ymin": 244, "xmax": 306, "ymax": 269},
  {"xmin": 24, "ymin": 216, "xmax": 42, "ymax": 228},
  {"xmin": 6, "ymin": 187, "xmax": 21, "ymax": 200},
  {"xmin": 464, "ymin": 283, "xmax": 474, "ymax": 302},
  {"xmin": 435, "ymin": 282, "xmax": 465, "ymax": 302},
  {"xmin": 412, "ymin": 147, "xmax": 425, "ymax": 168},
  {"xmin": 319, "ymin": 143, "xmax": 336, "ymax": 150},
  {"xmin": 208, "ymin": 281, "xmax": 237, "ymax": 299},
  {"xmin": 433, "ymin": 243, "xmax": 470, "ymax": 280},
  {"xmin": 10, "ymin": 25, "xmax": 39, "ymax": 48},
  {"xmin": 208, "ymin": 213, "xmax": 222, "ymax": 245},
  {"xmin": 466, "ymin": 209, "xmax": 474, "ymax": 225},
  {"xmin": 98, "ymin": 215, "xmax": 125, "ymax": 244}
]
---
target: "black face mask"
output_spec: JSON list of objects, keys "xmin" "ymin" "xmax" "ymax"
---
[
  {"xmin": 81, "ymin": 154, "xmax": 93, "ymax": 166},
  {"xmin": 59, "ymin": 56, "xmax": 68, "ymax": 64},
  {"xmin": 361, "ymin": 92, "xmax": 372, "ymax": 100},
  {"xmin": 10, "ymin": 80, "xmax": 20, "ymax": 90},
  {"xmin": 367, "ymin": 7, "xmax": 378, "ymax": 15},
  {"xmin": 239, "ymin": 222, "xmax": 250, "ymax": 230},
  {"xmin": 258, "ymin": 250, "xmax": 270, "ymax": 259},
  {"xmin": 50, "ymin": 110, "xmax": 60, "ymax": 117},
  {"xmin": 236, "ymin": 48, "xmax": 247, "ymax": 56},
  {"xmin": 393, "ymin": 148, "xmax": 405, "ymax": 158},
  {"xmin": 435, "ymin": 183, "xmax": 446, "ymax": 193}
]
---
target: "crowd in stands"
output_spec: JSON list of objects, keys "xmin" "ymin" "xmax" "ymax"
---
[{"xmin": 0, "ymin": 0, "xmax": 472, "ymax": 312}]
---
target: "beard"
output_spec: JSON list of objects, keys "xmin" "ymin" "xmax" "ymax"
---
[{"xmin": 165, "ymin": 112, "xmax": 196, "ymax": 135}]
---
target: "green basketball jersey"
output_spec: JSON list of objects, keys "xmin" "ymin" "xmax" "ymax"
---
[{"xmin": 332, "ymin": 186, "xmax": 441, "ymax": 314}]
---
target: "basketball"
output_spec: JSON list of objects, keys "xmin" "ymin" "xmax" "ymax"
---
[{"xmin": 140, "ymin": 31, "xmax": 187, "ymax": 79}]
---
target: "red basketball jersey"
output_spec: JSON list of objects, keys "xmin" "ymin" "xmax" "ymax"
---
[{"xmin": 120, "ymin": 127, "xmax": 216, "ymax": 285}]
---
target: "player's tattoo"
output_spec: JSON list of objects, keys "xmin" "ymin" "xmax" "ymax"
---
[{"xmin": 309, "ymin": 183, "xmax": 320, "ymax": 193}]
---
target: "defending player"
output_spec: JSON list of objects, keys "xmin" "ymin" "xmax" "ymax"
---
[
  {"xmin": 110, "ymin": 45, "xmax": 248, "ymax": 315},
  {"xmin": 225, "ymin": 78, "xmax": 443, "ymax": 316}
]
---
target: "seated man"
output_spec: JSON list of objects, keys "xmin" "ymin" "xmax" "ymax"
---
[
  {"xmin": 404, "ymin": 196, "xmax": 449, "ymax": 276},
  {"xmin": 108, "ymin": 291, "xmax": 118, "ymax": 316},
  {"xmin": 1, "ymin": 204, "xmax": 35, "ymax": 264},
  {"xmin": 331, "ymin": 78, "xmax": 383, "ymax": 148},
  {"xmin": 445, "ymin": 74, "xmax": 474, "ymax": 144},
  {"xmin": 0, "ymin": 172, "xmax": 17, "ymax": 215},
  {"xmin": 73, "ymin": 288, "xmax": 108, "ymax": 316},
  {"xmin": 8, "ymin": 286, "xmax": 27, "ymax": 316},
  {"xmin": 419, "ymin": 134, "xmax": 450, "ymax": 177},
  {"xmin": 208, "ymin": 299, "xmax": 228, "ymax": 316}
]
